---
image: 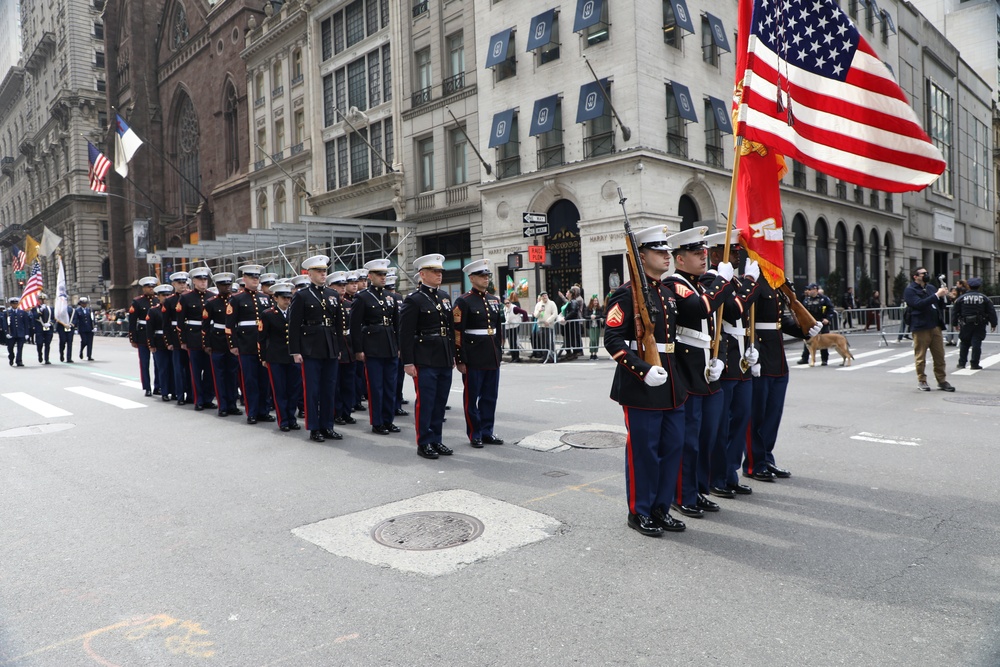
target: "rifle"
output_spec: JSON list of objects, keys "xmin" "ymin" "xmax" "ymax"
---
[
  {"xmin": 618, "ymin": 187, "xmax": 661, "ymax": 367},
  {"xmin": 779, "ymin": 283, "xmax": 818, "ymax": 333}
]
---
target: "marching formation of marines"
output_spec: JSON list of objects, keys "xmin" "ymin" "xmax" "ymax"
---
[{"xmin": 111, "ymin": 253, "xmax": 504, "ymax": 457}]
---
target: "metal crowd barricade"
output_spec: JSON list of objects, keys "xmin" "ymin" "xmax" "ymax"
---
[
  {"xmin": 502, "ymin": 318, "xmax": 604, "ymax": 363},
  {"xmin": 97, "ymin": 319, "xmax": 130, "ymax": 337}
]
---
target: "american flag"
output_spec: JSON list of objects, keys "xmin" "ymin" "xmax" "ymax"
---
[
  {"xmin": 88, "ymin": 141, "xmax": 111, "ymax": 193},
  {"xmin": 11, "ymin": 244, "xmax": 25, "ymax": 272},
  {"xmin": 18, "ymin": 260, "xmax": 44, "ymax": 310},
  {"xmin": 736, "ymin": 0, "xmax": 946, "ymax": 192}
]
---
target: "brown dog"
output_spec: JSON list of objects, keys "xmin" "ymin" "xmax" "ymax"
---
[{"xmin": 808, "ymin": 332, "xmax": 854, "ymax": 366}]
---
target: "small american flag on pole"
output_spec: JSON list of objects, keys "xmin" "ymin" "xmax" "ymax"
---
[
  {"xmin": 11, "ymin": 244, "xmax": 25, "ymax": 272},
  {"xmin": 18, "ymin": 260, "xmax": 44, "ymax": 310},
  {"xmin": 88, "ymin": 141, "xmax": 111, "ymax": 193},
  {"xmin": 735, "ymin": 0, "xmax": 945, "ymax": 192}
]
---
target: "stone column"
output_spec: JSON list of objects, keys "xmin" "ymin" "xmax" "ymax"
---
[
  {"xmin": 846, "ymin": 241, "xmax": 856, "ymax": 289},
  {"xmin": 806, "ymin": 234, "xmax": 817, "ymax": 284}
]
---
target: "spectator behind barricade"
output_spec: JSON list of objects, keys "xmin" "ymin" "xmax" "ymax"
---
[
  {"xmin": 504, "ymin": 295, "xmax": 528, "ymax": 363},
  {"xmin": 560, "ymin": 286, "xmax": 584, "ymax": 360},
  {"xmin": 843, "ymin": 286, "xmax": 856, "ymax": 328},
  {"xmin": 865, "ymin": 290, "xmax": 882, "ymax": 331},
  {"xmin": 584, "ymin": 294, "xmax": 604, "ymax": 360},
  {"xmin": 533, "ymin": 292, "xmax": 558, "ymax": 363}
]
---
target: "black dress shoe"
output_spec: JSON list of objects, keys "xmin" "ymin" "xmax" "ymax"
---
[
  {"xmin": 394, "ymin": 408, "xmax": 409, "ymax": 416},
  {"xmin": 671, "ymin": 502, "xmax": 704, "ymax": 518},
  {"xmin": 218, "ymin": 410, "xmax": 229, "ymax": 417},
  {"xmin": 401, "ymin": 399, "xmax": 410, "ymax": 405},
  {"xmin": 470, "ymin": 438, "xmax": 484, "ymax": 448},
  {"xmin": 162, "ymin": 395, "xmax": 172, "ymax": 402},
  {"xmin": 445, "ymin": 405, "xmax": 451, "ymax": 410},
  {"xmin": 289, "ymin": 422, "xmax": 301, "ymax": 430},
  {"xmin": 627, "ymin": 513, "xmax": 664, "ymax": 536},
  {"xmin": 152, "ymin": 388, "xmax": 159, "ymax": 395},
  {"xmin": 386, "ymin": 423, "xmax": 401, "ymax": 433},
  {"xmin": 767, "ymin": 464, "xmax": 791, "ymax": 478},
  {"xmin": 651, "ymin": 507, "xmax": 686, "ymax": 532},
  {"xmin": 227, "ymin": 408, "xmax": 243, "ymax": 416},
  {"xmin": 194, "ymin": 402, "xmax": 205, "ymax": 411},
  {"xmin": 971, "ymin": 365, "xmax": 984, "ymax": 370},
  {"xmin": 727, "ymin": 483, "xmax": 753, "ymax": 495},
  {"xmin": 203, "ymin": 402, "xmax": 217, "ymax": 410},
  {"xmin": 343, "ymin": 415, "xmax": 357, "ymax": 424},
  {"xmin": 371, "ymin": 425, "xmax": 389, "ymax": 435},
  {"xmin": 297, "ymin": 409, "xmax": 305, "ymax": 418},
  {"xmin": 309, "ymin": 430, "xmax": 325, "ymax": 442},
  {"xmin": 177, "ymin": 400, "xmax": 187, "ymax": 406},
  {"xmin": 321, "ymin": 429, "xmax": 343, "ymax": 440},
  {"xmin": 481, "ymin": 434, "xmax": 504, "ymax": 445},
  {"xmin": 353, "ymin": 403, "xmax": 366, "ymax": 411},
  {"xmin": 66, "ymin": 359, "xmax": 74, "ymax": 364},
  {"xmin": 44, "ymin": 361, "xmax": 52, "ymax": 365},
  {"xmin": 246, "ymin": 416, "xmax": 257, "ymax": 424},
  {"xmin": 145, "ymin": 390, "xmax": 153, "ymax": 397},
  {"xmin": 433, "ymin": 442, "xmax": 453, "ymax": 456},
  {"xmin": 708, "ymin": 486, "xmax": 736, "ymax": 499},
  {"xmin": 257, "ymin": 414, "xmax": 276, "ymax": 422},
  {"xmin": 417, "ymin": 443, "xmax": 439, "ymax": 459},
  {"xmin": 696, "ymin": 495, "xmax": 721, "ymax": 512},
  {"xmin": 745, "ymin": 468, "xmax": 776, "ymax": 482},
  {"xmin": 334, "ymin": 416, "xmax": 346, "ymax": 425},
  {"xmin": 280, "ymin": 425, "xmax": 290, "ymax": 432}
]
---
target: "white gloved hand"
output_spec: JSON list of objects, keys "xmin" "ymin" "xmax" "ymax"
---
[
  {"xmin": 707, "ymin": 358, "xmax": 724, "ymax": 382},
  {"xmin": 808, "ymin": 322, "xmax": 823, "ymax": 337},
  {"xmin": 751, "ymin": 363, "xmax": 761, "ymax": 377},
  {"xmin": 716, "ymin": 262, "xmax": 735, "ymax": 282},
  {"xmin": 744, "ymin": 259, "xmax": 760, "ymax": 281},
  {"xmin": 643, "ymin": 365, "xmax": 669, "ymax": 387},
  {"xmin": 743, "ymin": 346, "xmax": 759, "ymax": 365}
]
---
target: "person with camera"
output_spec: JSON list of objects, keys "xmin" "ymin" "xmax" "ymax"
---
[
  {"xmin": 951, "ymin": 277, "xmax": 997, "ymax": 370},
  {"xmin": 904, "ymin": 267, "xmax": 955, "ymax": 392}
]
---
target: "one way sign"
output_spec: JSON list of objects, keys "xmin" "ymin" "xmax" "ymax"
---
[{"xmin": 522, "ymin": 212, "xmax": 547, "ymax": 225}]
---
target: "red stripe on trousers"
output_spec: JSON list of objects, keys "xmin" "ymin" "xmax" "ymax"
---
[
  {"xmin": 463, "ymin": 372, "xmax": 473, "ymax": 441},
  {"xmin": 623, "ymin": 407, "xmax": 636, "ymax": 515},
  {"xmin": 363, "ymin": 363, "xmax": 374, "ymax": 425},
  {"xmin": 188, "ymin": 357, "xmax": 199, "ymax": 405},
  {"xmin": 744, "ymin": 419, "xmax": 754, "ymax": 474},
  {"xmin": 267, "ymin": 364, "xmax": 283, "ymax": 425},
  {"xmin": 412, "ymin": 368, "xmax": 420, "ymax": 447},
  {"xmin": 300, "ymin": 363, "xmax": 310, "ymax": 429}
]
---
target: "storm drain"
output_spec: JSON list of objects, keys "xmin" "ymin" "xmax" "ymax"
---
[
  {"xmin": 559, "ymin": 430, "xmax": 627, "ymax": 449},
  {"xmin": 944, "ymin": 395, "xmax": 1000, "ymax": 407},
  {"xmin": 372, "ymin": 511, "xmax": 485, "ymax": 551}
]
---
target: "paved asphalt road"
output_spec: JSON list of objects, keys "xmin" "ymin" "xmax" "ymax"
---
[{"xmin": 1, "ymin": 332, "xmax": 999, "ymax": 666}]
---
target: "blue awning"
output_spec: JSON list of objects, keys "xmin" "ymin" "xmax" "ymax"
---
[
  {"xmin": 485, "ymin": 28, "xmax": 514, "ymax": 68},
  {"xmin": 488, "ymin": 109, "xmax": 516, "ymax": 148},
  {"xmin": 576, "ymin": 78, "xmax": 609, "ymax": 123},
  {"xmin": 670, "ymin": 82, "xmax": 698, "ymax": 123},
  {"xmin": 668, "ymin": 0, "xmax": 695, "ymax": 34},
  {"xmin": 705, "ymin": 13, "xmax": 730, "ymax": 52},
  {"xmin": 529, "ymin": 95, "xmax": 560, "ymax": 136},
  {"xmin": 527, "ymin": 9, "xmax": 557, "ymax": 51},
  {"xmin": 573, "ymin": 0, "xmax": 605, "ymax": 33},
  {"xmin": 883, "ymin": 10, "xmax": 896, "ymax": 33},
  {"xmin": 707, "ymin": 96, "xmax": 733, "ymax": 135},
  {"xmin": 868, "ymin": 0, "xmax": 882, "ymax": 17}
]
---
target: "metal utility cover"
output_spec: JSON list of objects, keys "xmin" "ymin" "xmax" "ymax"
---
[
  {"xmin": 372, "ymin": 512, "xmax": 485, "ymax": 551},
  {"xmin": 560, "ymin": 430, "xmax": 626, "ymax": 449}
]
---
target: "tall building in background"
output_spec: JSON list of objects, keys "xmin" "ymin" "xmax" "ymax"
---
[{"xmin": 0, "ymin": 0, "xmax": 22, "ymax": 77}]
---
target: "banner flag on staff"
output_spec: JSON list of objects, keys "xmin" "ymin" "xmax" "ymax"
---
[
  {"xmin": 88, "ymin": 140, "xmax": 112, "ymax": 193},
  {"xmin": 24, "ymin": 234, "xmax": 39, "ymax": 266},
  {"xmin": 55, "ymin": 255, "xmax": 71, "ymax": 326},
  {"xmin": 39, "ymin": 226, "xmax": 63, "ymax": 257},
  {"xmin": 114, "ymin": 114, "xmax": 144, "ymax": 178},
  {"xmin": 18, "ymin": 260, "xmax": 43, "ymax": 310}
]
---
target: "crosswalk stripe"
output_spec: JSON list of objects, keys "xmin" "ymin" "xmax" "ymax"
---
[
  {"xmin": 90, "ymin": 372, "xmax": 144, "ymax": 390},
  {"xmin": 836, "ymin": 351, "xmax": 913, "ymax": 371},
  {"xmin": 2, "ymin": 392, "xmax": 73, "ymax": 418},
  {"xmin": 65, "ymin": 387, "xmax": 147, "ymax": 410},
  {"xmin": 953, "ymin": 352, "xmax": 1000, "ymax": 375}
]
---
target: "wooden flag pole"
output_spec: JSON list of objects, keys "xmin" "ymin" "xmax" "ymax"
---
[{"xmin": 709, "ymin": 138, "xmax": 744, "ymax": 375}]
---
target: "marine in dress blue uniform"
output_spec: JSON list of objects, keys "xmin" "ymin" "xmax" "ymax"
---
[
  {"xmin": 73, "ymin": 297, "xmax": 96, "ymax": 361},
  {"xmin": 165, "ymin": 272, "xmax": 194, "ymax": 405},
  {"xmin": 386, "ymin": 271, "xmax": 409, "ymax": 416},
  {"xmin": 31, "ymin": 293, "xmax": 56, "ymax": 365},
  {"xmin": 328, "ymin": 271, "xmax": 357, "ymax": 426},
  {"xmin": 288, "ymin": 255, "xmax": 343, "ymax": 443},
  {"xmin": 453, "ymin": 259, "xmax": 505, "ymax": 448},
  {"xmin": 351, "ymin": 259, "xmax": 402, "ymax": 435},
  {"xmin": 399, "ymin": 254, "xmax": 455, "ymax": 460},
  {"xmin": 660, "ymin": 228, "xmax": 734, "ymax": 519},
  {"xmin": 176, "ymin": 268, "xmax": 216, "ymax": 410},
  {"xmin": 226, "ymin": 265, "xmax": 275, "ymax": 424},
  {"xmin": 128, "ymin": 278, "xmax": 157, "ymax": 390},
  {"xmin": 260, "ymin": 283, "xmax": 303, "ymax": 431},
  {"xmin": 352, "ymin": 270, "xmax": 369, "ymax": 412},
  {"xmin": 205, "ymin": 273, "xmax": 241, "ymax": 417},
  {"xmin": 604, "ymin": 225, "xmax": 688, "ymax": 536},
  {"xmin": 4, "ymin": 296, "xmax": 28, "ymax": 366},
  {"xmin": 147, "ymin": 285, "xmax": 176, "ymax": 401}
]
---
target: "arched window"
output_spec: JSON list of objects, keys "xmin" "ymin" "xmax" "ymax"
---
[
  {"xmin": 792, "ymin": 214, "xmax": 809, "ymax": 293},
  {"xmin": 815, "ymin": 217, "xmax": 830, "ymax": 281},
  {"xmin": 257, "ymin": 190, "xmax": 268, "ymax": 227},
  {"xmin": 274, "ymin": 185, "xmax": 286, "ymax": 224},
  {"xmin": 172, "ymin": 3, "xmax": 190, "ymax": 50},
  {"xmin": 852, "ymin": 225, "xmax": 866, "ymax": 285},
  {"xmin": 297, "ymin": 190, "xmax": 308, "ymax": 219},
  {"xmin": 175, "ymin": 93, "xmax": 201, "ymax": 211},
  {"xmin": 224, "ymin": 83, "xmax": 240, "ymax": 176},
  {"xmin": 869, "ymin": 228, "xmax": 881, "ymax": 294},
  {"xmin": 678, "ymin": 194, "xmax": 699, "ymax": 230}
]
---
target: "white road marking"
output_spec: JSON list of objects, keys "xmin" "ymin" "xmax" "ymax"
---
[
  {"xmin": 851, "ymin": 431, "xmax": 921, "ymax": 446},
  {"xmin": 65, "ymin": 387, "xmax": 147, "ymax": 410},
  {"xmin": 953, "ymin": 353, "xmax": 1000, "ymax": 375},
  {"xmin": 835, "ymin": 351, "xmax": 913, "ymax": 371},
  {"xmin": 90, "ymin": 372, "xmax": 145, "ymax": 389},
  {"xmin": 535, "ymin": 398, "xmax": 581, "ymax": 405},
  {"xmin": 1, "ymin": 392, "xmax": 72, "ymax": 418}
]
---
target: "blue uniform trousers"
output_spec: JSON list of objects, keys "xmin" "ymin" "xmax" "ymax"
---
[
  {"xmin": 35, "ymin": 331, "xmax": 53, "ymax": 363},
  {"xmin": 153, "ymin": 349, "xmax": 174, "ymax": 399},
  {"xmin": 623, "ymin": 405, "xmax": 685, "ymax": 517},
  {"xmin": 461, "ymin": 368, "xmax": 500, "ymax": 441},
  {"xmin": 355, "ymin": 361, "xmax": 367, "ymax": 403},
  {"xmin": 267, "ymin": 361, "xmax": 302, "ymax": 428},
  {"xmin": 414, "ymin": 366, "xmax": 451, "ymax": 447},
  {"xmin": 173, "ymin": 348, "xmax": 193, "ymax": 402},
  {"xmin": 187, "ymin": 348, "xmax": 215, "ymax": 407},
  {"xmin": 78, "ymin": 331, "xmax": 94, "ymax": 360},
  {"xmin": 58, "ymin": 329, "xmax": 74, "ymax": 361},
  {"xmin": 301, "ymin": 357, "xmax": 338, "ymax": 431},
  {"xmin": 395, "ymin": 358, "xmax": 406, "ymax": 410},
  {"xmin": 7, "ymin": 338, "xmax": 24, "ymax": 365},
  {"xmin": 136, "ymin": 344, "xmax": 151, "ymax": 390},
  {"xmin": 710, "ymin": 380, "xmax": 737, "ymax": 489},
  {"xmin": 238, "ymin": 354, "xmax": 271, "ymax": 419},
  {"xmin": 364, "ymin": 356, "xmax": 398, "ymax": 427},
  {"xmin": 693, "ymin": 390, "xmax": 724, "ymax": 498},
  {"xmin": 211, "ymin": 351, "xmax": 239, "ymax": 413},
  {"xmin": 335, "ymin": 361, "xmax": 355, "ymax": 418},
  {"xmin": 678, "ymin": 392, "xmax": 722, "ymax": 506},
  {"xmin": 746, "ymin": 374, "xmax": 789, "ymax": 474},
  {"xmin": 726, "ymin": 379, "xmax": 753, "ymax": 487}
]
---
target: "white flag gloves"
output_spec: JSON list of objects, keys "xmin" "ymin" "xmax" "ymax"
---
[
  {"xmin": 751, "ymin": 363, "xmax": 761, "ymax": 377},
  {"xmin": 644, "ymin": 365, "xmax": 669, "ymax": 387},
  {"xmin": 808, "ymin": 322, "xmax": 823, "ymax": 337},
  {"xmin": 707, "ymin": 358, "xmax": 724, "ymax": 382},
  {"xmin": 716, "ymin": 262, "xmax": 735, "ymax": 282},
  {"xmin": 743, "ymin": 346, "xmax": 759, "ymax": 365},
  {"xmin": 744, "ymin": 259, "xmax": 760, "ymax": 281}
]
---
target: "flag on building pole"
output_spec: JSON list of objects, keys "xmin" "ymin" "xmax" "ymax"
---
[
  {"xmin": 11, "ymin": 244, "xmax": 25, "ymax": 272},
  {"xmin": 88, "ymin": 140, "xmax": 111, "ymax": 193},
  {"xmin": 55, "ymin": 255, "xmax": 71, "ymax": 326},
  {"xmin": 735, "ymin": 0, "xmax": 945, "ymax": 192},
  {"xmin": 39, "ymin": 226, "xmax": 62, "ymax": 257},
  {"xmin": 114, "ymin": 114, "xmax": 143, "ymax": 178},
  {"xmin": 18, "ymin": 260, "xmax": 43, "ymax": 310},
  {"xmin": 24, "ymin": 234, "xmax": 39, "ymax": 266}
]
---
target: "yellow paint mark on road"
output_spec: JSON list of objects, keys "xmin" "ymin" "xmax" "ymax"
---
[{"xmin": 525, "ymin": 473, "xmax": 619, "ymax": 504}]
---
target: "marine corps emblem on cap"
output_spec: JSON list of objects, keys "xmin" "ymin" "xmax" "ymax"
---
[
  {"xmin": 413, "ymin": 253, "xmax": 446, "ymax": 271},
  {"xmin": 260, "ymin": 273, "xmax": 278, "ymax": 284},
  {"xmin": 154, "ymin": 284, "xmax": 175, "ymax": 295},
  {"xmin": 634, "ymin": 226, "xmax": 672, "ymax": 251},
  {"xmin": 271, "ymin": 283, "xmax": 294, "ymax": 297},
  {"xmin": 291, "ymin": 274, "xmax": 311, "ymax": 288},
  {"xmin": 358, "ymin": 268, "xmax": 369, "ymax": 278},
  {"xmin": 329, "ymin": 271, "xmax": 348, "ymax": 284},
  {"xmin": 666, "ymin": 226, "xmax": 709, "ymax": 252},
  {"xmin": 138, "ymin": 276, "xmax": 159, "ymax": 287},
  {"xmin": 363, "ymin": 259, "xmax": 391, "ymax": 273},
  {"xmin": 170, "ymin": 271, "xmax": 190, "ymax": 282},
  {"xmin": 703, "ymin": 228, "xmax": 740, "ymax": 247},
  {"xmin": 463, "ymin": 259, "xmax": 492, "ymax": 276},
  {"xmin": 213, "ymin": 272, "xmax": 236, "ymax": 284},
  {"xmin": 238, "ymin": 264, "xmax": 265, "ymax": 276},
  {"xmin": 302, "ymin": 255, "xmax": 330, "ymax": 271},
  {"xmin": 189, "ymin": 267, "xmax": 212, "ymax": 279}
]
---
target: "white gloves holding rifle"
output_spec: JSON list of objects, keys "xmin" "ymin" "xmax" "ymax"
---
[
  {"xmin": 751, "ymin": 363, "xmax": 761, "ymax": 377},
  {"xmin": 713, "ymin": 262, "xmax": 735, "ymax": 282},
  {"xmin": 744, "ymin": 346, "xmax": 759, "ymax": 365},
  {"xmin": 808, "ymin": 322, "xmax": 823, "ymax": 337},
  {"xmin": 707, "ymin": 358, "xmax": 724, "ymax": 382},
  {"xmin": 744, "ymin": 259, "xmax": 760, "ymax": 281},
  {"xmin": 644, "ymin": 365, "xmax": 669, "ymax": 387}
]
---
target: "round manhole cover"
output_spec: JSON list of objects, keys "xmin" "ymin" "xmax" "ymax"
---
[
  {"xmin": 560, "ymin": 430, "xmax": 627, "ymax": 449},
  {"xmin": 944, "ymin": 395, "xmax": 1000, "ymax": 407},
  {"xmin": 372, "ymin": 511, "xmax": 485, "ymax": 551},
  {"xmin": 0, "ymin": 423, "xmax": 76, "ymax": 438}
]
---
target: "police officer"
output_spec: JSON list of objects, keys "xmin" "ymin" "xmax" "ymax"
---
[
  {"xmin": 227, "ymin": 264, "xmax": 275, "ymax": 425},
  {"xmin": 4, "ymin": 296, "xmax": 28, "ymax": 366},
  {"xmin": 288, "ymin": 255, "xmax": 343, "ymax": 443},
  {"xmin": 797, "ymin": 283, "xmax": 834, "ymax": 365},
  {"xmin": 351, "ymin": 259, "xmax": 401, "ymax": 435},
  {"xmin": 128, "ymin": 277, "xmax": 157, "ymax": 389},
  {"xmin": 73, "ymin": 297, "xmax": 96, "ymax": 361},
  {"xmin": 453, "ymin": 259, "xmax": 505, "ymax": 448},
  {"xmin": 952, "ymin": 277, "xmax": 998, "ymax": 370},
  {"xmin": 661, "ymin": 227, "xmax": 734, "ymax": 519},
  {"xmin": 177, "ymin": 267, "xmax": 216, "ymax": 410},
  {"xmin": 328, "ymin": 271, "xmax": 357, "ymax": 426},
  {"xmin": 165, "ymin": 272, "xmax": 194, "ymax": 406},
  {"xmin": 386, "ymin": 270, "xmax": 409, "ymax": 417},
  {"xmin": 148, "ymin": 284, "xmax": 176, "ymax": 402},
  {"xmin": 31, "ymin": 293, "xmax": 56, "ymax": 365},
  {"xmin": 57, "ymin": 303, "xmax": 75, "ymax": 363},
  {"xmin": 604, "ymin": 225, "xmax": 688, "ymax": 536},
  {"xmin": 261, "ymin": 283, "xmax": 302, "ymax": 432},
  {"xmin": 399, "ymin": 254, "xmax": 454, "ymax": 460},
  {"xmin": 205, "ymin": 272, "xmax": 241, "ymax": 417}
]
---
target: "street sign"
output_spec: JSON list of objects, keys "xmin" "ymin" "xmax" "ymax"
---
[
  {"xmin": 14, "ymin": 270, "xmax": 25, "ymax": 280},
  {"xmin": 528, "ymin": 246, "xmax": 546, "ymax": 263},
  {"xmin": 522, "ymin": 223, "xmax": 549, "ymax": 238},
  {"xmin": 146, "ymin": 253, "xmax": 162, "ymax": 264},
  {"xmin": 522, "ymin": 212, "xmax": 547, "ymax": 225}
]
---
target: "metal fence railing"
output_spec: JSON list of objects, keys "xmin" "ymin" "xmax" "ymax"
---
[{"xmin": 97, "ymin": 320, "xmax": 130, "ymax": 337}]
